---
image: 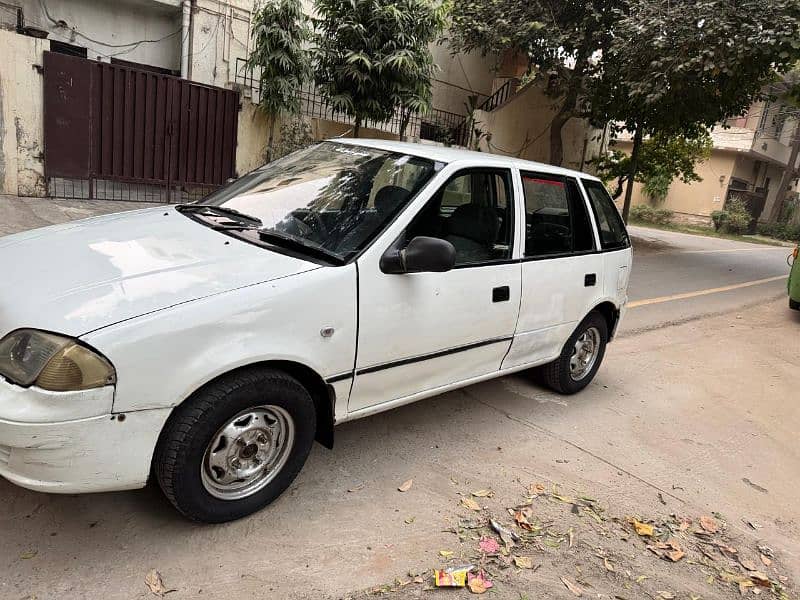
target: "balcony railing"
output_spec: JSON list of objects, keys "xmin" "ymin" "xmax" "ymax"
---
[{"xmin": 234, "ymin": 58, "xmax": 467, "ymax": 146}]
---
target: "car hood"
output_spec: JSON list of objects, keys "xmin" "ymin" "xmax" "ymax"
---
[{"xmin": 0, "ymin": 206, "xmax": 319, "ymax": 337}]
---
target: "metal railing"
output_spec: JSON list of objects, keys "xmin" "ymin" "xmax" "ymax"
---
[
  {"xmin": 477, "ymin": 78, "xmax": 519, "ymax": 113},
  {"xmin": 48, "ymin": 177, "xmax": 218, "ymax": 203},
  {"xmin": 235, "ymin": 58, "xmax": 468, "ymax": 146}
]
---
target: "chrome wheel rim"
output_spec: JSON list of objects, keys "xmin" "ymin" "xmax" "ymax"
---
[
  {"xmin": 570, "ymin": 326, "xmax": 601, "ymax": 381},
  {"xmin": 201, "ymin": 405, "xmax": 295, "ymax": 501}
]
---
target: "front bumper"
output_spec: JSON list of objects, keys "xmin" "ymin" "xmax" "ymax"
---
[{"xmin": 0, "ymin": 377, "xmax": 170, "ymax": 493}]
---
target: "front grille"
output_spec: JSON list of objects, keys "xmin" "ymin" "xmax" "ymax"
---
[{"xmin": 0, "ymin": 445, "xmax": 10, "ymax": 466}]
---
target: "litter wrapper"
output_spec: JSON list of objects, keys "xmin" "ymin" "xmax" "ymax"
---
[{"xmin": 434, "ymin": 565, "xmax": 474, "ymax": 587}]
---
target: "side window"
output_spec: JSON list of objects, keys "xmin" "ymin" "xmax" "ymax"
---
[
  {"xmin": 522, "ymin": 173, "xmax": 595, "ymax": 257},
  {"xmin": 406, "ymin": 170, "xmax": 513, "ymax": 266},
  {"xmin": 582, "ymin": 179, "xmax": 630, "ymax": 250}
]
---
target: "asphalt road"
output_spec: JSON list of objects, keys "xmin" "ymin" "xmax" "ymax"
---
[{"xmin": 622, "ymin": 225, "xmax": 794, "ymax": 334}]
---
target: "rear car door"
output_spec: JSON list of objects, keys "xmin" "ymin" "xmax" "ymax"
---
[{"xmin": 502, "ymin": 171, "xmax": 605, "ymax": 368}]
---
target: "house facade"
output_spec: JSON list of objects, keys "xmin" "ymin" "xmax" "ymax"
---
[
  {"xmin": 0, "ymin": 0, "xmax": 600, "ymax": 201},
  {"xmin": 615, "ymin": 100, "xmax": 800, "ymax": 225}
]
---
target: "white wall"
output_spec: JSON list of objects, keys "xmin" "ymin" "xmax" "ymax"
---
[
  {"xmin": 1, "ymin": 0, "xmax": 183, "ymax": 71},
  {"xmin": 0, "ymin": 29, "xmax": 48, "ymax": 196}
]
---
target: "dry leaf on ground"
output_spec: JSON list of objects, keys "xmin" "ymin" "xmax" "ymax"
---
[
  {"xmin": 347, "ymin": 483, "xmax": 365, "ymax": 492},
  {"xmin": 699, "ymin": 515, "xmax": 719, "ymax": 533},
  {"xmin": 560, "ymin": 576, "xmax": 583, "ymax": 597},
  {"xmin": 633, "ymin": 519, "xmax": 654, "ymax": 537},
  {"xmin": 478, "ymin": 537, "xmax": 500, "ymax": 554},
  {"xmin": 467, "ymin": 571, "xmax": 493, "ymax": 594},
  {"xmin": 438, "ymin": 550, "xmax": 454, "ymax": 558},
  {"xmin": 513, "ymin": 556, "xmax": 534, "ymax": 569},
  {"xmin": 749, "ymin": 572, "xmax": 772, "ymax": 587},
  {"xmin": 398, "ymin": 479, "xmax": 413, "ymax": 492},
  {"xmin": 528, "ymin": 482, "xmax": 546, "ymax": 495},
  {"xmin": 760, "ymin": 554, "xmax": 772, "ymax": 567},
  {"xmin": 20, "ymin": 550, "xmax": 37, "ymax": 560},
  {"xmin": 144, "ymin": 570, "xmax": 174, "ymax": 597},
  {"xmin": 471, "ymin": 489, "xmax": 494, "ymax": 498},
  {"xmin": 460, "ymin": 497, "xmax": 482, "ymax": 511},
  {"xmin": 657, "ymin": 592, "xmax": 676, "ymax": 599}
]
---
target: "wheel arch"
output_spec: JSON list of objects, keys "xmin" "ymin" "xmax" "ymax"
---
[
  {"xmin": 590, "ymin": 301, "xmax": 621, "ymax": 340},
  {"xmin": 160, "ymin": 360, "xmax": 335, "ymax": 454}
]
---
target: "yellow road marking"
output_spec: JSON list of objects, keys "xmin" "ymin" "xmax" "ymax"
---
[
  {"xmin": 678, "ymin": 247, "xmax": 791, "ymax": 254},
  {"xmin": 628, "ymin": 275, "xmax": 787, "ymax": 308}
]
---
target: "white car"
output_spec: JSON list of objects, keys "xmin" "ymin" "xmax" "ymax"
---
[{"xmin": 0, "ymin": 140, "xmax": 631, "ymax": 522}]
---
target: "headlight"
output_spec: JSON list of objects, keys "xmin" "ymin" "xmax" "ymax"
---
[{"xmin": 0, "ymin": 329, "xmax": 116, "ymax": 391}]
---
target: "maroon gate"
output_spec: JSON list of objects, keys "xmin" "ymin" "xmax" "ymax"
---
[{"xmin": 43, "ymin": 51, "xmax": 239, "ymax": 202}]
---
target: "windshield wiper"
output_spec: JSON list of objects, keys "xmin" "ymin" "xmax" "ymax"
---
[
  {"xmin": 175, "ymin": 204, "xmax": 262, "ymax": 225},
  {"xmin": 256, "ymin": 229, "xmax": 345, "ymax": 264}
]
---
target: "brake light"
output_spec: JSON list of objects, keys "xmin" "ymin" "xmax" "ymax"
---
[{"xmin": 795, "ymin": 246, "xmax": 799, "ymax": 259}]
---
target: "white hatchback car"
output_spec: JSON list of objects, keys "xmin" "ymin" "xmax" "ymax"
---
[{"xmin": 0, "ymin": 140, "xmax": 631, "ymax": 522}]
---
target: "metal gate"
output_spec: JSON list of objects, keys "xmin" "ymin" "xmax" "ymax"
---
[{"xmin": 43, "ymin": 51, "xmax": 239, "ymax": 202}]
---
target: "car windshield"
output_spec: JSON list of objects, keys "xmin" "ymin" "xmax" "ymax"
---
[{"xmin": 191, "ymin": 142, "xmax": 438, "ymax": 262}]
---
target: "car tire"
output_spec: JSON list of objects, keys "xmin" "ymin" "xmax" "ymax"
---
[
  {"xmin": 541, "ymin": 311, "xmax": 608, "ymax": 395},
  {"xmin": 154, "ymin": 367, "xmax": 316, "ymax": 523},
  {"xmin": 791, "ymin": 298, "xmax": 800, "ymax": 311}
]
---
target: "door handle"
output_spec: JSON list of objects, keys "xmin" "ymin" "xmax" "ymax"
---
[
  {"xmin": 493, "ymin": 285, "xmax": 510, "ymax": 302},
  {"xmin": 584, "ymin": 273, "xmax": 597, "ymax": 287}
]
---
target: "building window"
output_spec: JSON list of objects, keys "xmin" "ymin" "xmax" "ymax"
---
[{"xmin": 50, "ymin": 40, "xmax": 88, "ymax": 58}]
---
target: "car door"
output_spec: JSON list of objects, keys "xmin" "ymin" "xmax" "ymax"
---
[
  {"xmin": 502, "ymin": 171, "xmax": 605, "ymax": 369},
  {"xmin": 347, "ymin": 166, "xmax": 523, "ymax": 414}
]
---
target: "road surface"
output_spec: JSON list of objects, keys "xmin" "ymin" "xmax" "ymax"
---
[{"xmin": 0, "ymin": 204, "xmax": 797, "ymax": 599}]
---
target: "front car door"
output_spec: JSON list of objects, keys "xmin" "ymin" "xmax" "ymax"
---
[{"xmin": 348, "ymin": 164, "xmax": 523, "ymax": 415}]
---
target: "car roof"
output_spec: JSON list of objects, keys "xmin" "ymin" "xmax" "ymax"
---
[{"xmin": 332, "ymin": 138, "xmax": 601, "ymax": 181}]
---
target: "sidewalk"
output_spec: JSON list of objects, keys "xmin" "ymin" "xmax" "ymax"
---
[{"xmin": 0, "ymin": 194, "xmax": 160, "ymax": 237}]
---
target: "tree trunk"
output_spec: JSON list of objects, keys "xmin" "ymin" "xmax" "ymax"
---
[
  {"xmin": 399, "ymin": 107, "xmax": 411, "ymax": 141},
  {"xmin": 353, "ymin": 117, "xmax": 361, "ymax": 138},
  {"xmin": 266, "ymin": 116, "xmax": 276, "ymax": 163},
  {"xmin": 767, "ymin": 119, "xmax": 800, "ymax": 223},
  {"xmin": 622, "ymin": 127, "xmax": 643, "ymax": 223}
]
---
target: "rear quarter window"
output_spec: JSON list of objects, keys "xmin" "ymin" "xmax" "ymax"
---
[{"xmin": 581, "ymin": 179, "xmax": 630, "ymax": 250}]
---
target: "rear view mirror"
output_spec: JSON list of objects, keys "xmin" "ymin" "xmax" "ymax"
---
[{"xmin": 380, "ymin": 236, "xmax": 456, "ymax": 274}]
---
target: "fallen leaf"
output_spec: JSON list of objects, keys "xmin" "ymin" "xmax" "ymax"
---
[
  {"xmin": 738, "ymin": 580, "xmax": 755, "ymax": 594},
  {"xmin": 749, "ymin": 571, "xmax": 771, "ymax": 588},
  {"xmin": 636, "ymin": 575, "xmax": 649, "ymax": 584},
  {"xmin": 561, "ymin": 576, "xmax": 583, "ymax": 597},
  {"xmin": 413, "ymin": 576, "xmax": 424, "ymax": 584},
  {"xmin": 633, "ymin": 519, "xmax": 654, "ymax": 537},
  {"xmin": 439, "ymin": 550, "xmax": 454, "ymax": 558},
  {"xmin": 740, "ymin": 558, "xmax": 758, "ymax": 572},
  {"xmin": 467, "ymin": 571, "xmax": 493, "ymax": 594},
  {"xmin": 699, "ymin": 515, "xmax": 719, "ymax": 533},
  {"xmin": 657, "ymin": 592, "xmax": 675, "ymax": 599},
  {"xmin": 514, "ymin": 506, "xmax": 535, "ymax": 530},
  {"xmin": 404, "ymin": 516, "xmax": 415, "ymax": 525},
  {"xmin": 471, "ymin": 489, "xmax": 494, "ymax": 498},
  {"xmin": 347, "ymin": 482, "xmax": 365, "ymax": 492},
  {"xmin": 666, "ymin": 548, "xmax": 685, "ymax": 562},
  {"xmin": 460, "ymin": 497, "xmax": 482, "ymax": 511},
  {"xmin": 398, "ymin": 479, "xmax": 413, "ymax": 492},
  {"xmin": 603, "ymin": 557, "xmax": 615, "ymax": 572},
  {"xmin": 528, "ymin": 482, "xmax": 546, "ymax": 495},
  {"xmin": 514, "ymin": 556, "xmax": 534, "ymax": 569},
  {"xmin": 144, "ymin": 570, "xmax": 174, "ymax": 597},
  {"xmin": 478, "ymin": 537, "xmax": 500, "ymax": 554},
  {"xmin": 568, "ymin": 527, "xmax": 574, "ymax": 548},
  {"xmin": 759, "ymin": 554, "xmax": 772, "ymax": 567},
  {"xmin": 20, "ymin": 550, "xmax": 37, "ymax": 560}
]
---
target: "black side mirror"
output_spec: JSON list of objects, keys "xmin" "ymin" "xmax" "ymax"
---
[{"xmin": 380, "ymin": 236, "xmax": 456, "ymax": 274}]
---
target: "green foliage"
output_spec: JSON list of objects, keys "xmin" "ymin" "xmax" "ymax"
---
[
  {"xmin": 712, "ymin": 197, "xmax": 752, "ymax": 234},
  {"xmin": 312, "ymin": 0, "xmax": 445, "ymax": 133},
  {"xmin": 272, "ymin": 118, "xmax": 315, "ymax": 160},
  {"xmin": 247, "ymin": 0, "xmax": 311, "ymax": 118},
  {"xmin": 593, "ymin": 132, "xmax": 712, "ymax": 199},
  {"xmin": 630, "ymin": 204, "xmax": 674, "ymax": 225},
  {"xmin": 757, "ymin": 221, "xmax": 800, "ymax": 242}
]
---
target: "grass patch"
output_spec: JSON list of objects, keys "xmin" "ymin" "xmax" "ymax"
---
[{"xmin": 627, "ymin": 219, "xmax": 789, "ymax": 247}]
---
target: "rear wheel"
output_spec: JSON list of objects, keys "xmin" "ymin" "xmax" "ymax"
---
[
  {"xmin": 154, "ymin": 368, "xmax": 316, "ymax": 523},
  {"xmin": 541, "ymin": 311, "xmax": 608, "ymax": 395},
  {"xmin": 790, "ymin": 298, "xmax": 800, "ymax": 311}
]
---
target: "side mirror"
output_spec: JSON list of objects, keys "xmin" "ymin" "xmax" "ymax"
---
[{"xmin": 380, "ymin": 236, "xmax": 456, "ymax": 274}]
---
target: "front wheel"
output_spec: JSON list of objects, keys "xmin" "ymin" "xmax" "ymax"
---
[
  {"xmin": 541, "ymin": 311, "xmax": 608, "ymax": 394},
  {"xmin": 154, "ymin": 368, "xmax": 316, "ymax": 523}
]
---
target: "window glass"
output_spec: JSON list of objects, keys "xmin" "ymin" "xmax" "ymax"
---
[
  {"xmin": 581, "ymin": 179, "xmax": 630, "ymax": 250},
  {"xmin": 406, "ymin": 170, "xmax": 513, "ymax": 266},
  {"xmin": 567, "ymin": 179, "xmax": 595, "ymax": 253},
  {"xmin": 194, "ymin": 142, "xmax": 436, "ymax": 262}
]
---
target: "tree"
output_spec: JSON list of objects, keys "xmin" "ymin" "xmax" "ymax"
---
[
  {"xmin": 592, "ymin": 0, "xmax": 800, "ymax": 221},
  {"xmin": 313, "ymin": 0, "xmax": 445, "ymax": 137},
  {"xmin": 593, "ymin": 132, "xmax": 713, "ymax": 201},
  {"xmin": 767, "ymin": 69, "xmax": 800, "ymax": 223},
  {"xmin": 248, "ymin": 0, "xmax": 312, "ymax": 162},
  {"xmin": 449, "ymin": 0, "xmax": 619, "ymax": 166}
]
